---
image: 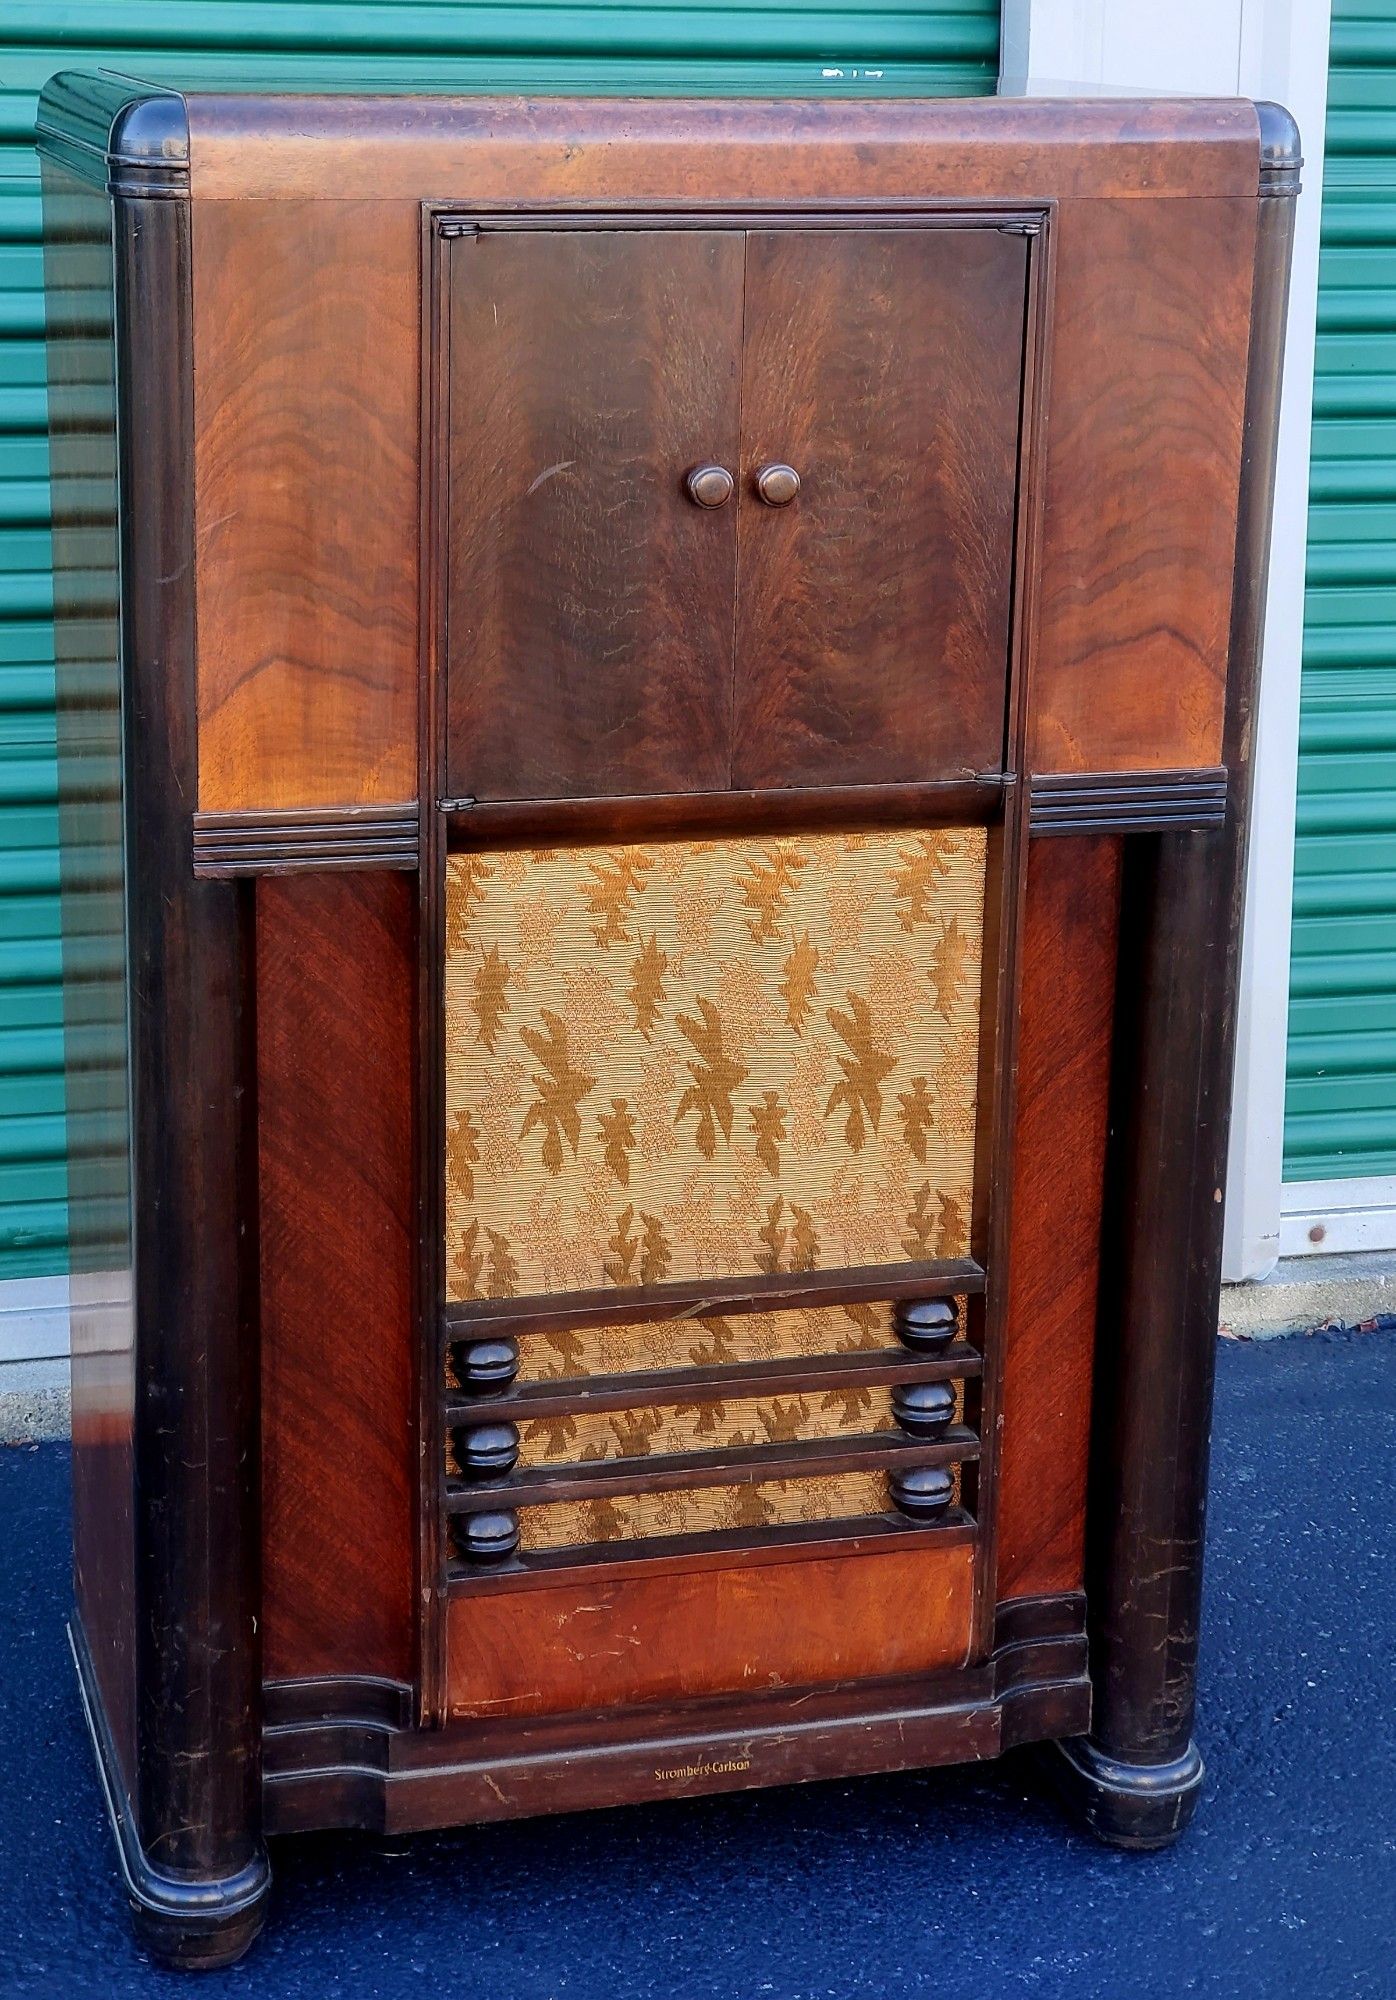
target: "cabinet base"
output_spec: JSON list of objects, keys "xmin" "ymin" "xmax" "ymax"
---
[
  {"xmin": 1047, "ymin": 1734, "xmax": 1205, "ymax": 1850},
  {"xmin": 69, "ymin": 1621, "xmax": 271, "ymax": 1971}
]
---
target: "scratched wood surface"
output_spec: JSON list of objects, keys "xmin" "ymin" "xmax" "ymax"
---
[{"xmin": 446, "ymin": 1538, "xmax": 974, "ymax": 1718}]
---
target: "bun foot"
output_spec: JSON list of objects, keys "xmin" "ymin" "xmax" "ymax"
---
[{"xmin": 1047, "ymin": 1735, "xmax": 1205, "ymax": 1850}]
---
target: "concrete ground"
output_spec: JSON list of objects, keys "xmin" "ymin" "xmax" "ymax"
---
[{"xmin": 2, "ymin": 1326, "xmax": 1392, "ymax": 1999}]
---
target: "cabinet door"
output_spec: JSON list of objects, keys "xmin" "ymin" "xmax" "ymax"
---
[
  {"xmin": 443, "ymin": 229, "xmax": 743, "ymax": 802},
  {"xmin": 733, "ymin": 228, "xmax": 1028, "ymax": 789}
]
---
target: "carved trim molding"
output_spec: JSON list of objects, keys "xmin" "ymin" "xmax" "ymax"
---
[
  {"xmin": 1029, "ymin": 769, "xmax": 1228, "ymax": 836},
  {"xmin": 192, "ymin": 805, "xmax": 419, "ymax": 877}
]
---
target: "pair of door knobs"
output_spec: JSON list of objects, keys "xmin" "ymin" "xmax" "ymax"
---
[{"xmin": 686, "ymin": 463, "xmax": 801, "ymax": 508}]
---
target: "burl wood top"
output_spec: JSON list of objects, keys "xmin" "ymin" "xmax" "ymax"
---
[{"xmin": 181, "ymin": 94, "xmax": 1264, "ymax": 203}]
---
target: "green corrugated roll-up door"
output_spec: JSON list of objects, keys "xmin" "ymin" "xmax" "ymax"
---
[
  {"xmin": 0, "ymin": 2, "xmax": 999, "ymax": 1286},
  {"xmin": 1291, "ymin": 0, "xmax": 1396, "ymax": 1183}
]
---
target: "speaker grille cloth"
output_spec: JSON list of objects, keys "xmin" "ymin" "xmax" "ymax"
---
[
  {"xmin": 444, "ymin": 827, "xmax": 985, "ymax": 1301},
  {"xmin": 483, "ymin": 1302, "xmax": 899, "ymax": 1384},
  {"xmin": 516, "ymin": 1472, "xmax": 895, "ymax": 1552}
]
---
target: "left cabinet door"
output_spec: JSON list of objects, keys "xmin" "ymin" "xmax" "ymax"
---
[{"xmin": 443, "ymin": 228, "xmax": 744, "ymax": 802}]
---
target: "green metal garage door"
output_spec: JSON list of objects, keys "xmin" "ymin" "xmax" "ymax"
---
[
  {"xmin": 0, "ymin": 2, "xmax": 999, "ymax": 1285},
  {"xmin": 1290, "ymin": 0, "xmax": 1396, "ymax": 1181}
]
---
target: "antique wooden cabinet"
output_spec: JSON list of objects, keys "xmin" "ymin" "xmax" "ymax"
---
[{"xmin": 37, "ymin": 76, "xmax": 1298, "ymax": 1969}]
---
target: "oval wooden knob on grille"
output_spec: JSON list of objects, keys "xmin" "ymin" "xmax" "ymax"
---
[
  {"xmin": 890, "ymin": 1464, "xmax": 955, "ymax": 1523},
  {"xmin": 452, "ymin": 1421, "xmax": 520, "ymax": 1481},
  {"xmin": 450, "ymin": 1335, "xmax": 520, "ymax": 1394},
  {"xmin": 755, "ymin": 462, "xmax": 801, "ymax": 506},
  {"xmin": 685, "ymin": 463, "xmax": 735, "ymax": 508},
  {"xmin": 894, "ymin": 1298, "xmax": 958, "ymax": 1354},
  {"xmin": 892, "ymin": 1380, "xmax": 957, "ymax": 1439},
  {"xmin": 451, "ymin": 1510, "xmax": 521, "ymax": 1565}
]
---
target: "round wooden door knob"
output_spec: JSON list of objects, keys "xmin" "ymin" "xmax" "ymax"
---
[
  {"xmin": 685, "ymin": 463, "xmax": 735, "ymax": 508},
  {"xmin": 755, "ymin": 462, "xmax": 801, "ymax": 506}
]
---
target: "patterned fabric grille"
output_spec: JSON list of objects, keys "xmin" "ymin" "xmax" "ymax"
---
[
  {"xmin": 507, "ymin": 1302, "xmax": 900, "ymax": 1384},
  {"xmin": 514, "ymin": 1384, "xmax": 897, "ymax": 1469},
  {"xmin": 516, "ymin": 1471, "xmax": 895, "ymax": 1551},
  {"xmin": 444, "ymin": 828, "xmax": 985, "ymax": 1301}
]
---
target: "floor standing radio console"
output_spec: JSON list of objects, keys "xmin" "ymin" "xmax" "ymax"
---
[{"xmin": 37, "ymin": 75, "xmax": 1298, "ymax": 1968}]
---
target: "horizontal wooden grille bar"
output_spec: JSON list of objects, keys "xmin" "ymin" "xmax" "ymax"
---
[
  {"xmin": 445, "ymin": 1509, "xmax": 978, "ymax": 1594},
  {"xmin": 444, "ymin": 1340, "xmax": 982, "ymax": 1426},
  {"xmin": 445, "ymin": 1425, "xmax": 979, "ymax": 1513},
  {"xmin": 443, "ymin": 1260, "xmax": 985, "ymax": 1338}
]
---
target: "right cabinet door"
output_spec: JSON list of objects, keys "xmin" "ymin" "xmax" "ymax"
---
[{"xmin": 733, "ymin": 226, "xmax": 1029, "ymax": 790}]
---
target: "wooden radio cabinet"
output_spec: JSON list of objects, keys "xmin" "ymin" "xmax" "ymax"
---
[{"xmin": 37, "ymin": 76, "xmax": 1298, "ymax": 1969}]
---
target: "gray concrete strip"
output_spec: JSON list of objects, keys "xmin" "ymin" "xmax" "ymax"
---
[{"xmin": 1219, "ymin": 1250, "xmax": 1396, "ymax": 1341}]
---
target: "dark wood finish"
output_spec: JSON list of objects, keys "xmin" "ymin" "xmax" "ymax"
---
[
  {"xmin": 194, "ymin": 805, "xmax": 418, "ymax": 874},
  {"xmin": 443, "ymin": 226, "xmax": 742, "ymax": 801},
  {"xmin": 733, "ymin": 224, "xmax": 1027, "ymax": 787},
  {"xmin": 996, "ymin": 837, "xmax": 1121, "ymax": 1604},
  {"xmin": 257, "ymin": 873, "xmax": 418, "ymax": 1685},
  {"xmin": 446, "ymin": 1426, "xmax": 979, "ymax": 1514},
  {"xmin": 1031, "ymin": 196, "xmax": 1257, "ymax": 774},
  {"xmin": 262, "ymin": 1597, "xmax": 1089, "ymax": 1836},
  {"xmin": 443, "ymin": 1257, "xmax": 985, "ymax": 1339},
  {"xmin": 42, "ymin": 157, "xmax": 139, "ymax": 1805},
  {"xmin": 192, "ymin": 198, "xmax": 419, "ymax": 812},
  {"xmin": 1029, "ymin": 769, "xmax": 1228, "ymax": 835},
  {"xmin": 446, "ymin": 1539, "xmax": 976, "ymax": 1719},
  {"xmin": 443, "ymin": 776, "xmax": 1003, "ymax": 845},
  {"xmin": 446, "ymin": 1341, "xmax": 983, "ymax": 1426},
  {"xmin": 49, "ymin": 123, "xmax": 273, "ymax": 1968},
  {"xmin": 1054, "ymin": 141, "xmax": 1299, "ymax": 1846}
]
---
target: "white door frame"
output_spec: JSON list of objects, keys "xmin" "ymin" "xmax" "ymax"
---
[{"xmin": 1000, "ymin": 0, "xmax": 1335, "ymax": 1282}]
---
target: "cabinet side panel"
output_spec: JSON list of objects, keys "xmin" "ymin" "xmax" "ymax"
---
[
  {"xmin": 42, "ymin": 160, "xmax": 137, "ymax": 1796},
  {"xmin": 1032, "ymin": 196, "xmax": 1257, "ymax": 774},
  {"xmin": 258, "ymin": 873, "xmax": 417, "ymax": 1684},
  {"xmin": 191, "ymin": 200, "xmax": 419, "ymax": 812},
  {"xmin": 996, "ymin": 836, "xmax": 1121, "ymax": 1601}
]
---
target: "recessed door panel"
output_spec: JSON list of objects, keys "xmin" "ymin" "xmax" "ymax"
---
[
  {"xmin": 443, "ymin": 228, "xmax": 743, "ymax": 802},
  {"xmin": 733, "ymin": 227, "xmax": 1028, "ymax": 789}
]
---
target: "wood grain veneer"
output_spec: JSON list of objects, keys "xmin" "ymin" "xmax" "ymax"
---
[
  {"xmin": 996, "ymin": 835, "xmax": 1122, "ymax": 1601},
  {"xmin": 732, "ymin": 224, "xmax": 1024, "ymax": 787},
  {"xmin": 1031, "ymin": 197, "xmax": 1257, "ymax": 773},
  {"xmin": 444, "ymin": 226, "xmax": 741, "ymax": 801},
  {"xmin": 192, "ymin": 200, "xmax": 418, "ymax": 812},
  {"xmin": 257, "ymin": 873, "xmax": 417, "ymax": 1683},
  {"xmin": 446, "ymin": 1538, "xmax": 974, "ymax": 1718}
]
